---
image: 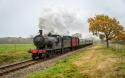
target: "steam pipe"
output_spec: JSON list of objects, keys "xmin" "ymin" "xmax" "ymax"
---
[{"xmin": 39, "ymin": 30, "xmax": 42, "ymax": 35}]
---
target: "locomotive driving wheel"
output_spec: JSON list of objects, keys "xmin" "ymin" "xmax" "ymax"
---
[{"xmin": 32, "ymin": 53, "xmax": 38, "ymax": 60}]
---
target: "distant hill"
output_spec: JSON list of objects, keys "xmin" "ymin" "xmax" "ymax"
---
[{"xmin": 0, "ymin": 37, "xmax": 33, "ymax": 44}]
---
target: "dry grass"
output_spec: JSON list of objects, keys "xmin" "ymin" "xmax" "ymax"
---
[{"xmin": 73, "ymin": 45, "xmax": 121, "ymax": 78}]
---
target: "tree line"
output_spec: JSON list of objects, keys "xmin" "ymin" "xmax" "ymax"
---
[{"xmin": 0, "ymin": 37, "xmax": 33, "ymax": 44}]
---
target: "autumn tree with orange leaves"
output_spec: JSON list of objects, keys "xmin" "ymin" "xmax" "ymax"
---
[
  {"xmin": 88, "ymin": 14, "xmax": 124, "ymax": 48},
  {"xmin": 115, "ymin": 31, "xmax": 125, "ymax": 41}
]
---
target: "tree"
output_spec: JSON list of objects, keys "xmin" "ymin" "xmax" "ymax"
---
[
  {"xmin": 115, "ymin": 31, "xmax": 125, "ymax": 41},
  {"xmin": 72, "ymin": 33, "xmax": 82, "ymax": 38},
  {"xmin": 88, "ymin": 14, "xmax": 124, "ymax": 48}
]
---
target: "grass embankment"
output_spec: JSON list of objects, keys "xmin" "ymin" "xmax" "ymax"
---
[
  {"xmin": 27, "ymin": 44, "xmax": 125, "ymax": 78},
  {"xmin": 0, "ymin": 44, "xmax": 35, "ymax": 65}
]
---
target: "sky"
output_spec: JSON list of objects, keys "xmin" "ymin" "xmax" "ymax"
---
[{"xmin": 0, "ymin": 0, "xmax": 125, "ymax": 38}]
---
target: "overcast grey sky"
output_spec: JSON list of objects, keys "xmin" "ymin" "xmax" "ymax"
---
[{"xmin": 0, "ymin": 0, "xmax": 125, "ymax": 38}]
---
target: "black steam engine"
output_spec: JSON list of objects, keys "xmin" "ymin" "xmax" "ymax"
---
[{"xmin": 29, "ymin": 30, "xmax": 93, "ymax": 60}]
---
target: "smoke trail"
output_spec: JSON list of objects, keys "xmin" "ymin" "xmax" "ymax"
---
[{"xmin": 38, "ymin": 8, "xmax": 89, "ymax": 37}]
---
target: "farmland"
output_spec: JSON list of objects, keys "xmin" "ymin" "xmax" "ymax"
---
[
  {"xmin": 0, "ymin": 44, "xmax": 35, "ymax": 66},
  {"xmin": 27, "ymin": 44, "xmax": 125, "ymax": 78}
]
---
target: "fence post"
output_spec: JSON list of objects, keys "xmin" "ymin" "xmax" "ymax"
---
[{"xmin": 14, "ymin": 44, "xmax": 16, "ymax": 52}]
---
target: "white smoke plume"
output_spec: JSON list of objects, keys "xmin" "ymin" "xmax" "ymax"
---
[{"xmin": 39, "ymin": 8, "xmax": 90, "ymax": 38}]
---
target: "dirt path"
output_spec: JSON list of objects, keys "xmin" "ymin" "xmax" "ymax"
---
[{"xmin": 73, "ymin": 45, "xmax": 121, "ymax": 78}]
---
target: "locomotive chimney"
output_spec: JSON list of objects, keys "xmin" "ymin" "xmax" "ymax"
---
[{"xmin": 39, "ymin": 30, "xmax": 43, "ymax": 35}]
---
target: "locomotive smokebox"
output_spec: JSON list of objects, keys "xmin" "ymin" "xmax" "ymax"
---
[{"xmin": 39, "ymin": 30, "xmax": 43, "ymax": 35}]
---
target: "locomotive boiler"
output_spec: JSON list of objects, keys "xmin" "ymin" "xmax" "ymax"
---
[
  {"xmin": 29, "ymin": 30, "xmax": 93, "ymax": 60},
  {"xmin": 33, "ymin": 30, "xmax": 62, "ymax": 50}
]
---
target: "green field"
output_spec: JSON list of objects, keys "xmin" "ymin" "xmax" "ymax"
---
[
  {"xmin": 27, "ymin": 44, "xmax": 125, "ymax": 78},
  {"xmin": 0, "ymin": 44, "xmax": 35, "ymax": 65}
]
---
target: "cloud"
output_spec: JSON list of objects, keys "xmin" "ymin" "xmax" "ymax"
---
[{"xmin": 0, "ymin": 0, "xmax": 125, "ymax": 37}]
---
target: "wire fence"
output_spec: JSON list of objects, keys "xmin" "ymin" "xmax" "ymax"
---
[{"xmin": 110, "ymin": 43, "xmax": 125, "ymax": 52}]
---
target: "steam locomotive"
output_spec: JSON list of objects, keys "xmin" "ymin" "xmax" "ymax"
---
[{"xmin": 29, "ymin": 30, "xmax": 93, "ymax": 60}]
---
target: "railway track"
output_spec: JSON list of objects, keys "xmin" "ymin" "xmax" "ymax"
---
[
  {"xmin": 0, "ymin": 49, "xmax": 73, "ymax": 76},
  {"xmin": 0, "ymin": 59, "xmax": 36, "ymax": 76},
  {"xmin": 0, "ymin": 52, "xmax": 67, "ymax": 76},
  {"xmin": 0, "ymin": 44, "xmax": 92, "ymax": 76}
]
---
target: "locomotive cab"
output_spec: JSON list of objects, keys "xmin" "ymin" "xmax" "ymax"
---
[{"xmin": 45, "ymin": 35, "xmax": 62, "ymax": 49}]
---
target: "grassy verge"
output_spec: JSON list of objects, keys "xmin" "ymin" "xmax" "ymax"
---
[
  {"xmin": 27, "ymin": 44, "xmax": 125, "ymax": 78},
  {"xmin": 110, "ymin": 43, "xmax": 125, "ymax": 52},
  {"xmin": 0, "ymin": 44, "xmax": 35, "ymax": 65}
]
